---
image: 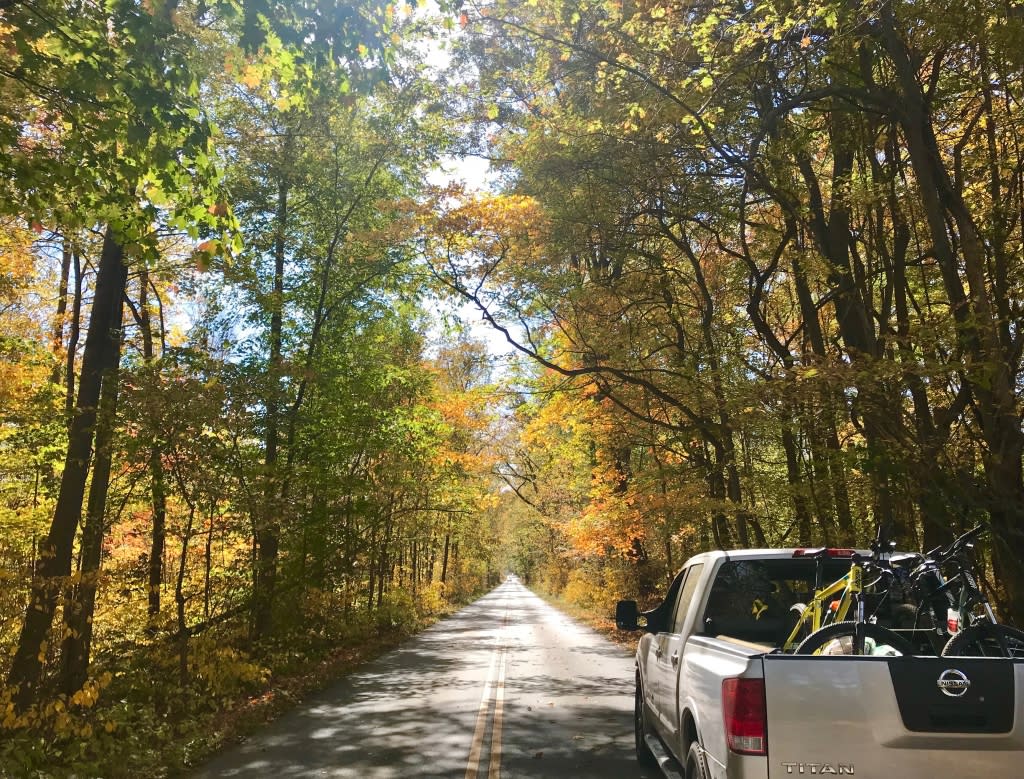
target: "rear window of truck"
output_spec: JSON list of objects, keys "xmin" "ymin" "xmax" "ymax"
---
[{"xmin": 701, "ymin": 558, "xmax": 853, "ymax": 645}]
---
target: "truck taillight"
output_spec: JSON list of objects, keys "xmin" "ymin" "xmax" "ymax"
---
[{"xmin": 722, "ymin": 678, "xmax": 767, "ymax": 756}]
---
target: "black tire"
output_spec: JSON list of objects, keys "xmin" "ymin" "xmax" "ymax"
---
[
  {"xmin": 942, "ymin": 623, "xmax": 1024, "ymax": 658},
  {"xmin": 634, "ymin": 675, "xmax": 657, "ymax": 767},
  {"xmin": 794, "ymin": 620, "xmax": 917, "ymax": 655},
  {"xmin": 685, "ymin": 740, "xmax": 708, "ymax": 779}
]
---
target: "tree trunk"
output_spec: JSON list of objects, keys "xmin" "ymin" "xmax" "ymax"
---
[
  {"xmin": 176, "ymin": 500, "xmax": 196, "ymax": 693},
  {"xmin": 377, "ymin": 514, "xmax": 393, "ymax": 612},
  {"xmin": 204, "ymin": 503, "xmax": 215, "ymax": 622},
  {"xmin": 50, "ymin": 239, "xmax": 72, "ymax": 384},
  {"xmin": 7, "ymin": 227, "xmax": 128, "ymax": 711},
  {"xmin": 65, "ymin": 250, "xmax": 83, "ymax": 418},
  {"xmin": 791, "ymin": 252, "xmax": 853, "ymax": 537},
  {"xmin": 796, "ymin": 109, "xmax": 904, "ymax": 539},
  {"xmin": 782, "ymin": 424, "xmax": 814, "ymax": 544},
  {"xmin": 440, "ymin": 530, "xmax": 450, "ymax": 584},
  {"xmin": 411, "ymin": 539, "xmax": 418, "ymax": 598},
  {"xmin": 254, "ymin": 171, "xmax": 289, "ymax": 640},
  {"xmin": 428, "ymin": 532, "xmax": 436, "ymax": 584},
  {"xmin": 140, "ymin": 268, "xmax": 169, "ymax": 620},
  {"xmin": 59, "ymin": 319, "xmax": 123, "ymax": 695},
  {"xmin": 370, "ymin": 524, "xmax": 382, "ymax": 618}
]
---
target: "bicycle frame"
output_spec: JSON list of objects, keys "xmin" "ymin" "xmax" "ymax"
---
[
  {"xmin": 952, "ymin": 561, "xmax": 999, "ymax": 631},
  {"xmin": 903, "ymin": 524, "xmax": 1002, "ymax": 653},
  {"xmin": 782, "ymin": 561, "xmax": 863, "ymax": 652}
]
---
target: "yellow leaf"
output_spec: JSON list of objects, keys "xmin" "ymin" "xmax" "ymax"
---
[{"xmin": 240, "ymin": 65, "xmax": 261, "ymax": 89}]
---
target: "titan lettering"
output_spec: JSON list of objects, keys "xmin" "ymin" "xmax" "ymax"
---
[{"xmin": 780, "ymin": 763, "xmax": 855, "ymax": 775}]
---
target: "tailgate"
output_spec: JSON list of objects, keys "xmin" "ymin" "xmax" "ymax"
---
[{"xmin": 763, "ymin": 655, "xmax": 1024, "ymax": 778}]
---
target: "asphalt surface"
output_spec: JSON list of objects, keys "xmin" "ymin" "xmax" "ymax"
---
[{"xmin": 192, "ymin": 578, "xmax": 655, "ymax": 778}]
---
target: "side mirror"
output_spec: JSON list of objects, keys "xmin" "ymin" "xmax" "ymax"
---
[{"xmin": 616, "ymin": 600, "xmax": 641, "ymax": 631}]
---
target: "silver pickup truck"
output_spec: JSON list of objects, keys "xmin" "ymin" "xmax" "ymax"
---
[{"xmin": 616, "ymin": 548, "xmax": 1024, "ymax": 779}]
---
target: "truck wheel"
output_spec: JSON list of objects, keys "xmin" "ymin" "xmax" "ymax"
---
[
  {"xmin": 685, "ymin": 741, "xmax": 708, "ymax": 779},
  {"xmin": 634, "ymin": 677, "xmax": 657, "ymax": 767},
  {"xmin": 942, "ymin": 623, "xmax": 1024, "ymax": 658},
  {"xmin": 794, "ymin": 620, "xmax": 915, "ymax": 655}
]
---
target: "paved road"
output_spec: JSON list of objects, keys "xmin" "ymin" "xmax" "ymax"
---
[{"xmin": 193, "ymin": 579, "xmax": 655, "ymax": 778}]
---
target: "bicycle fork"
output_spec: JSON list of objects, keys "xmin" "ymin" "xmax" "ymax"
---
[
  {"xmin": 963, "ymin": 568, "xmax": 1011, "ymax": 655},
  {"xmin": 854, "ymin": 598, "xmax": 867, "ymax": 655}
]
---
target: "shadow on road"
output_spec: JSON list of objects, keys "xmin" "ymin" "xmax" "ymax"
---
[{"xmin": 193, "ymin": 585, "xmax": 654, "ymax": 778}]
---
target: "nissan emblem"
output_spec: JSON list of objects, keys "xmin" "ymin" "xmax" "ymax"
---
[{"xmin": 937, "ymin": 668, "xmax": 971, "ymax": 697}]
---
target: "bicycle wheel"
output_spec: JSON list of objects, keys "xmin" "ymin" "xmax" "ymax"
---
[
  {"xmin": 942, "ymin": 623, "xmax": 1024, "ymax": 658},
  {"xmin": 794, "ymin": 620, "xmax": 916, "ymax": 656}
]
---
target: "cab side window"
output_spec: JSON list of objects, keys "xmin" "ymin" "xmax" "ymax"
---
[
  {"xmin": 642, "ymin": 569, "xmax": 681, "ymax": 634},
  {"xmin": 671, "ymin": 563, "xmax": 705, "ymax": 633}
]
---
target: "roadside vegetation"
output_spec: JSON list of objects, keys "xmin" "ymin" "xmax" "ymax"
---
[
  {"xmin": 0, "ymin": 1, "xmax": 501, "ymax": 775},
  {"xmin": 4, "ymin": 0, "xmax": 1024, "ymax": 775}
]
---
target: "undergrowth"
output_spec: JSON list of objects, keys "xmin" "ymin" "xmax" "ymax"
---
[{"xmin": 0, "ymin": 584, "xmax": 478, "ymax": 778}]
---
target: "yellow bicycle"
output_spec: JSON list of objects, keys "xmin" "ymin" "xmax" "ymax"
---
[
  {"xmin": 783, "ymin": 532, "xmax": 917, "ymax": 655},
  {"xmin": 781, "ymin": 547, "xmax": 862, "ymax": 653}
]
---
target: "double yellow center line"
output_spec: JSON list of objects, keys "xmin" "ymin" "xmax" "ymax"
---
[{"xmin": 465, "ymin": 594, "xmax": 511, "ymax": 779}]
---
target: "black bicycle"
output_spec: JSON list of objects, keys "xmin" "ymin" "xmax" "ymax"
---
[
  {"xmin": 890, "ymin": 525, "xmax": 1024, "ymax": 656},
  {"xmin": 927, "ymin": 526, "xmax": 1024, "ymax": 657}
]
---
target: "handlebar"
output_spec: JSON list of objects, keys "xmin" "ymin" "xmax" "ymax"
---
[{"xmin": 925, "ymin": 524, "xmax": 987, "ymax": 564}]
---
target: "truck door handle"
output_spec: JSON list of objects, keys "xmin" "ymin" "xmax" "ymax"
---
[{"xmin": 671, "ymin": 652, "xmax": 679, "ymax": 666}]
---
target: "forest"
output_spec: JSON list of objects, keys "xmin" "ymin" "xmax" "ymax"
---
[{"xmin": 3, "ymin": 0, "xmax": 1024, "ymax": 775}]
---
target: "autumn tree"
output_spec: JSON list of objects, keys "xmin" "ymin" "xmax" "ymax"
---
[
  {"xmin": 1, "ymin": 0, "xmax": 411, "ymax": 711},
  {"xmin": 444, "ymin": 0, "xmax": 1024, "ymax": 618}
]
